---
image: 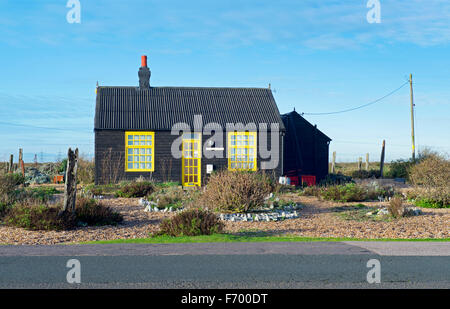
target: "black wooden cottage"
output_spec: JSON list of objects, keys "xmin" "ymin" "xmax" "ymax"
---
[{"xmin": 94, "ymin": 56, "xmax": 330, "ymax": 186}]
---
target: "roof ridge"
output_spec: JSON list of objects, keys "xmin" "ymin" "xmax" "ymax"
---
[{"xmin": 97, "ymin": 86, "xmax": 271, "ymax": 90}]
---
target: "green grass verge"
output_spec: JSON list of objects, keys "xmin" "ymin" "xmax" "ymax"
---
[{"xmin": 75, "ymin": 233, "xmax": 450, "ymax": 244}]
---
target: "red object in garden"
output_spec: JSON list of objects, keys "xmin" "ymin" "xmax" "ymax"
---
[
  {"xmin": 53, "ymin": 175, "xmax": 64, "ymax": 184},
  {"xmin": 301, "ymin": 175, "xmax": 316, "ymax": 186},
  {"xmin": 288, "ymin": 176, "xmax": 300, "ymax": 186}
]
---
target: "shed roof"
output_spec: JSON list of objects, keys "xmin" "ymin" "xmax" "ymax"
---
[
  {"xmin": 94, "ymin": 86, "xmax": 285, "ymax": 131},
  {"xmin": 281, "ymin": 110, "xmax": 331, "ymax": 142}
]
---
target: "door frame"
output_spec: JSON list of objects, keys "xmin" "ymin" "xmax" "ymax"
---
[{"xmin": 181, "ymin": 133, "xmax": 202, "ymax": 187}]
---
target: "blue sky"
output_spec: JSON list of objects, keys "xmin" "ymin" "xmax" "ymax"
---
[{"xmin": 0, "ymin": 0, "xmax": 449, "ymax": 163}]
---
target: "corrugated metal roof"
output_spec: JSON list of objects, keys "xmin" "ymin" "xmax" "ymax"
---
[
  {"xmin": 94, "ymin": 86, "xmax": 286, "ymax": 131},
  {"xmin": 281, "ymin": 111, "xmax": 331, "ymax": 141}
]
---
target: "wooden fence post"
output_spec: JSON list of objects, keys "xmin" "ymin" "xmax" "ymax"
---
[
  {"xmin": 331, "ymin": 151, "xmax": 336, "ymax": 173},
  {"xmin": 9, "ymin": 155, "xmax": 13, "ymax": 173},
  {"xmin": 380, "ymin": 140, "xmax": 385, "ymax": 179},
  {"xmin": 19, "ymin": 148, "xmax": 24, "ymax": 177},
  {"xmin": 365, "ymin": 153, "xmax": 369, "ymax": 171},
  {"xmin": 358, "ymin": 157, "xmax": 362, "ymax": 170},
  {"xmin": 62, "ymin": 148, "xmax": 79, "ymax": 213}
]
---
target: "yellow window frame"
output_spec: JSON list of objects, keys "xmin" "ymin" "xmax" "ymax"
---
[
  {"xmin": 125, "ymin": 131, "xmax": 155, "ymax": 172},
  {"xmin": 227, "ymin": 131, "xmax": 257, "ymax": 171}
]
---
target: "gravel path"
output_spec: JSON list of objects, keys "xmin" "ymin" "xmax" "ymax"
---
[{"xmin": 0, "ymin": 195, "xmax": 448, "ymax": 245}]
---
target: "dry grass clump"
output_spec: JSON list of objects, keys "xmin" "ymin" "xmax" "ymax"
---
[
  {"xmin": 197, "ymin": 170, "xmax": 273, "ymax": 213},
  {"xmin": 387, "ymin": 196, "xmax": 404, "ymax": 218},
  {"xmin": 77, "ymin": 156, "xmax": 95, "ymax": 184}
]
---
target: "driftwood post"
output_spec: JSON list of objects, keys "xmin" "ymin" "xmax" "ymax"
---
[
  {"xmin": 380, "ymin": 140, "xmax": 385, "ymax": 179},
  {"xmin": 62, "ymin": 148, "xmax": 79, "ymax": 213},
  {"xmin": 19, "ymin": 148, "xmax": 25, "ymax": 177},
  {"xmin": 358, "ymin": 157, "xmax": 362, "ymax": 170},
  {"xmin": 365, "ymin": 153, "xmax": 369, "ymax": 171},
  {"xmin": 9, "ymin": 155, "xmax": 13, "ymax": 173},
  {"xmin": 331, "ymin": 151, "xmax": 336, "ymax": 173}
]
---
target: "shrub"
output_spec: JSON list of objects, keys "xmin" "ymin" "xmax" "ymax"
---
[
  {"xmin": 414, "ymin": 198, "xmax": 448, "ymax": 209},
  {"xmin": 0, "ymin": 173, "xmax": 24, "ymax": 206},
  {"xmin": 148, "ymin": 186, "xmax": 185, "ymax": 209},
  {"xmin": 319, "ymin": 173, "xmax": 353, "ymax": 186},
  {"xmin": 156, "ymin": 209, "xmax": 224, "ymax": 236},
  {"xmin": 321, "ymin": 183, "xmax": 367, "ymax": 202},
  {"xmin": 77, "ymin": 157, "xmax": 95, "ymax": 184},
  {"xmin": 198, "ymin": 170, "xmax": 273, "ymax": 213},
  {"xmin": 385, "ymin": 159, "xmax": 413, "ymax": 179},
  {"xmin": 387, "ymin": 196, "xmax": 404, "ymax": 218},
  {"xmin": 58, "ymin": 159, "xmax": 68, "ymax": 173},
  {"xmin": 75, "ymin": 197, "xmax": 123, "ymax": 226},
  {"xmin": 351, "ymin": 169, "xmax": 380, "ymax": 179},
  {"xmin": 409, "ymin": 153, "xmax": 450, "ymax": 208},
  {"xmin": 4, "ymin": 200, "xmax": 77, "ymax": 231},
  {"xmin": 115, "ymin": 181, "xmax": 155, "ymax": 198},
  {"xmin": 299, "ymin": 186, "xmax": 322, "ymax": 197},
  {"xmin": 27, "ymin": 186, "xmax": 60, "ymax": 202}
]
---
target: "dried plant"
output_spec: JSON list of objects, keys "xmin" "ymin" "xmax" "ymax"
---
[
  {"xmin": 387, "ymin": 196, "xmax": 405, "ymax": 218},
  {"xmin": 197, "ymin": 169, "xmax": 273, "ymax": 213}
]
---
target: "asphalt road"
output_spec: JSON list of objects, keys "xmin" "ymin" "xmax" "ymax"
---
[{"xmin": 0, "ymin": 242, "xmax": 448, "ymax": 288}]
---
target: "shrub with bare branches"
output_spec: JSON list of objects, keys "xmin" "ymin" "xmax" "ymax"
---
[
  {"xmin": 197, "ymin": 170, "xmax": 273, "ymax": 213},
  {"xmin": 409, "ymin": 153, "xmax": 450, "ymax": 207}
]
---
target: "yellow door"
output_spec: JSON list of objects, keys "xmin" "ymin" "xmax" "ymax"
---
[{"xmin": 182, "ymin": 134, "xmax": 201, "ymax": 187}]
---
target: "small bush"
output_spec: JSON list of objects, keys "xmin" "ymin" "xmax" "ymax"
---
[
  {"xmin": 75, "ymin": 197, "xmax": 123, "ymax": 226},
  {"xmin": 0, "ymin": 173, "xmax": 24, "ymax": 206},
  {"xmin": 198, "ymin": 170, "xmax": 273, "ymax": 213},
  {"xmin": 4, "ymin": 200, "xmax": 77, "ymax": 231},
  {"xmin": 156, "ymin": 209, "xmax": 224, "ymax": 236},
  {"xmin": 409, "ymin": 153, "xmax": 450, "ymax": 208},
  {"xmin": 57, "ymin": 159, "xmax": 68, "ymax": 173},
  {"xmin": 414, "ymin": 198, "xmax": 448, "ymax": 209},
  {"xmin": 27, "ymin": 186, "xmax": 60, "ymax": 202},
  {"xmin": 385, "ymin": 159, "xmax": 413, "ymax": 179},
  {"xmin": 319, "ymin": 173, "xmax": 353, "ymax": 186},
  {"xmin": 148, "ymin": 186, "xmax": 185, "ymax": 209},
  {"xmin": 77, "ymin": 157, "xmax": 95, "ymax": 184},
  {"xmin": 116, "ymin": 181, "xmax": 155, "ymax": 198},
  {"xmin": 321, "ymin": 183, "xmax": 367, "ymax": 202},
  {"xmin": 351, "ymin": 169, "xmax": 380, "ymax": 179},
  {"xmin": 387, "ymin": 196, "xmax": 404, "ymax": 218},
  {"xmin": 299, "ymin": 186, "xmax": 322, "ymax": 197}
]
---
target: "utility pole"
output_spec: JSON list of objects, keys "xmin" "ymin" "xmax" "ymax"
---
[{"xmin": 410, "ymin": 74, "xmax": 416, "ymax": 162}]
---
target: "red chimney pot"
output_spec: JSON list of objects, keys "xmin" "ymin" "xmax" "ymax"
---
[{"xmin": 141, "ymin": 55, "xmax": 147, "ymax": 68}]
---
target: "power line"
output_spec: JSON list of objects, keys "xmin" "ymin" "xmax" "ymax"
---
[
  {"xmin": 301, "ymin": 81, "xmax": 409, "ymax": 115},
  {"xmin": 0, "ymin": 121, "xmax": 93, "ymax": 132}
]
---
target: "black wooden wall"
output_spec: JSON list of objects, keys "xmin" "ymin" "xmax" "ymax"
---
[
  {"xmin": 282, "ymin": 112, "xmax": 331, "ymax": 182},
  {"xmin": 95, "ymin": 130, "xmax": 283, "ymax": 185}
]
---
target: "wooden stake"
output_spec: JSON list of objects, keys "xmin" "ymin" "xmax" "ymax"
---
[
  {"xmin": 358, "ymin": 157, "xmax": 362, "ymax": 170},
  {"xmin": 62, "ymin": 148, "xmax": 79, "ymax": 213},
  {"xmin": 19, "ymin": 148, "xmax": 24, "ymax": 177},
  {"xmin": 9, "ymin": 155, "xmax": 13, "ymax": 174},
  {"xmin": 380, "ymin": 140, "xmax": 385, "ymax": 179},
  {"xmin": 331, "ymin": 151, "xmax": 336, "ymax": 173},
  {"xmin": 365, "ymin": 153, "xmax": 369, "ymax": 171}
]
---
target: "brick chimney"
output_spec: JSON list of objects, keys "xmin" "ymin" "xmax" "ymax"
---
[{"xmin": 138, "ymin": 55, "xmax": 151, "ymax": 89}]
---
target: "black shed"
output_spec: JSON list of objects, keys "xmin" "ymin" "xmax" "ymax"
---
[{"xmin": 281, "ymin": 111, "xmax": 331, "ymax": 183}]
